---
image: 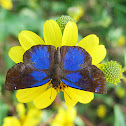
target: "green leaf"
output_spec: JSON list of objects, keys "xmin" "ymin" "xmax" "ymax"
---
[
  {"xmin": 74, "ymin": 116, "xmax": 85, "ymax": 126},
  {"xmin": 114, "ymin": 3, "xmax": 126, "ymax": 13},
  {"xmin": 3, "ymin": 45, "xmax": 15, "ymax": 70},
  {"xmin": 0, "ymin": 70, "xmax": 4, "ymax": 87},
  {"xmin": 114, "ymin": 105, "xmax": 125, "ymax": 126},
  {"xmin": 0, "ymin": 101, "xmax": 9, "ymax": 126},
  {"xmin": 0, "ymin": 9, "xmax": 9, "ymax": 42}
]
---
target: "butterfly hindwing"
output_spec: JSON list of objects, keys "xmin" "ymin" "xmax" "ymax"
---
[
  {"xmin": 60, "ymin": 46, "xmax": 107, "ymax": 94},
  {"xmin": 87, "ymin": 65, "xmax": 106, "ymax": 94},
  {"xmin": 5, "ymin": 45, "xmax": 56, "ymax": 90},
  {"xmin": 5, "ymin": 63, "xmax": 37, "ymax": 90}
]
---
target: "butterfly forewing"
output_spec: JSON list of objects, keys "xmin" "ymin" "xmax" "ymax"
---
[
  {"xmin": 5, "ymin": 45, "xmax": 56, "ymax": 90},
  {"xmin": 60, "ymin": 46, "xmax": 107, "ymax": 94},
  {"xmin": 60, "ymin": 46, "xmax": 92, "ymax": 71}
]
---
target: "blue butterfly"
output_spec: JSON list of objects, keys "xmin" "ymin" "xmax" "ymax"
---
[{"xmin": 5, "ymin": 45, "xmax": 107, "ymax": 94}]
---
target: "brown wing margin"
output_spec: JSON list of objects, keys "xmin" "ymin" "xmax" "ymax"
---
[{"xmin": 5, "ymin": 45, "xmax": 56, "ymax": 90}]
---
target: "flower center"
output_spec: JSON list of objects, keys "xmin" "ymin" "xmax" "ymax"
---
[{"xmin": 49, "ymin": 81, "xmax": 68, "ymax": 92}]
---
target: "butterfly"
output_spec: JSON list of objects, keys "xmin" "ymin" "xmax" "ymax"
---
[{"xmin": 5, "ymin": 45, "xmax": 107, "ymax": 94}]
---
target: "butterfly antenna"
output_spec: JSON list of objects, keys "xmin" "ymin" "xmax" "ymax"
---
[
  {"xmin": 50, "ymin": 87, "xmax": 52, "ymax": 99},
  {"xmin": 64, "ymin": 90, "xmax": 72, "ymax": 99}
]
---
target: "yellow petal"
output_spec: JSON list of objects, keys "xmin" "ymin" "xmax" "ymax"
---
[
  {"xmin": 66, "ymin": 108, "xmax": 77, "ymax": 121},
  {"xmin": 2, "ymin": 116, "xmax": 21, "ymax": 126},
  {"xmin": 18, "ymin": 30, "xmax": 44, "ymax": 51},
  {"xmin": 24, "ymin": 108, "xmax": 41, "ymax": 126},
  {"xmin": 8, "ymin": 46, "xmax": 25, "ymax": 63},
  {"xmin": 91, "ymin": 45, "xmax": 106, "ymax": 65},
  {"xmin": 43, "ymin": 19, "xmax": 62, "ymax": 47},
  {"xmin": 3, "ymin": 117, "xmax": 21, "ymax": 126},
  {"xmin": 68, "ymin": 87, "xmax": 94, "ymax": 104},
  {"xmin": 64, "ymin": 87, "xmax": 78, "ymax": 108},
  {"xmin": 16, "ymin": 103, "xmax": 26, "ymax": 119},
  {"xmin": 62, "ymin": 22, "xmax": 78, "ymax": 46},
  {"xmin": 77, "ymin": 34, "xmax": 99, "ymax": 55},
  {"xmin": 1, "ymin": 0, "xmax": 13, "ymax": 10},
  {"xmin": 33, "ymin": 87, "xmax": 57, "ymax": 109},
  {"xmin": 16, "ymin": 84, "xmax": 48, "ymax": 103}
]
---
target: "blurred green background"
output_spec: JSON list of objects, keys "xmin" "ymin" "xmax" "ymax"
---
[{"xmin": 0, "ymin": 0, "xmax": 126, "ymax": 126}]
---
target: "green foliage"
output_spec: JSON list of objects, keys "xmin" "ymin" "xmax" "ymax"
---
[
  {"xmin": 0, "ymin": 100, "xmax": 9, "ymax": 126},
  {"xmin": 114, "ymin": 105, "xmax": 125, "ymax": 126}
]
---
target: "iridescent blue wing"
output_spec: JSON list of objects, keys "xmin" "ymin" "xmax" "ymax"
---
[
  {"xmin": 5, "ymin": 45, "xmax": 56, "ymax": 90},
  {"xmin": 60, "ymin": 46, "xmax": 106, "ymax": 94}
]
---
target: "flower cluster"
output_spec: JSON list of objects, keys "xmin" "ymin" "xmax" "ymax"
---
[
  {"xmin": 52, "ymin": 107, "xmax": 76, "ymax": 126},
  {"xmin": 8, "ymin": 17, "xmax": 107, "ymax": 109},
  {"xmin": 2, "ymin": 103, "xmax": 42, "ymax": 126}
]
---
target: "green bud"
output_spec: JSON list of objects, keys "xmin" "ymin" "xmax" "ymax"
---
[
  {"xmin": 56, "ymin": 15, "xmax": 76, "ymax": 33},
  {"xmin": 101, "ymin": 61, "xmax": 124, "ymax": 84}
]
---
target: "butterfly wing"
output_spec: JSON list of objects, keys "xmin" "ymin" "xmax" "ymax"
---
[
  {"xmin": 60, "ymin": 46, "xmax": 106, "ymax": 94},
  {"xmin": 5, "ymin": 45, "xmax": 56, "ymax": 90}
]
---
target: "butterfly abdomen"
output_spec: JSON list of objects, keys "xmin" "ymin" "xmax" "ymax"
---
[
  {"xmin": 51, "ymin": 78, "xmax": 61, "ymax": 88},
  {"xmin": 51, "ymin": 64, "xmax": 62, "ymax": 88}
]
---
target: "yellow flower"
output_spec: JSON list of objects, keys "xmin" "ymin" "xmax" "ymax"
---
[
  {"xmin": 97, "ymin": 104, "xmax": 107, "ymax": 118},
  {"xmin": 67, "ymin": 6, "xmax": 84, "ymax": 21},
  {"xmin": 3, "ymin": 117, "xmax": 21, "ymax": 126},
  {"xmin": 3, "ymin": 103, "xmax": 42, "ymax": 126},
  {"xmin": 16, "ymin": 103, "xmax": 26, "ymax": 121},
  {"xmin": 23, "ymin": 108, "xmax": 41, "ymax": 126},
  {"xmin": 0, "ymin": 0, "xmax": 13, "ymax": 10},
  {"xmin": 8, "ymin": 20, "xmax": 106, "ymax": 109},
  {"xmin": 117, "ymin": 36, "xmax": 126, "ymax": 47},
  {"xmin": 115, "ymin": 86, "xmax": 125, "ymax": 98},
  {"xmin": 51, "ymin": 107, "xmax": 76, "ymax": 126}
]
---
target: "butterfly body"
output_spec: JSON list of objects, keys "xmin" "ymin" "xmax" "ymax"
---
[
  {"xmin": 5, "ymin": 45, "xmax": 107, "ymax": 94},
  {"xmin": 50, "ymin": 47, "xmax": 62, "ymax": 87}
]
